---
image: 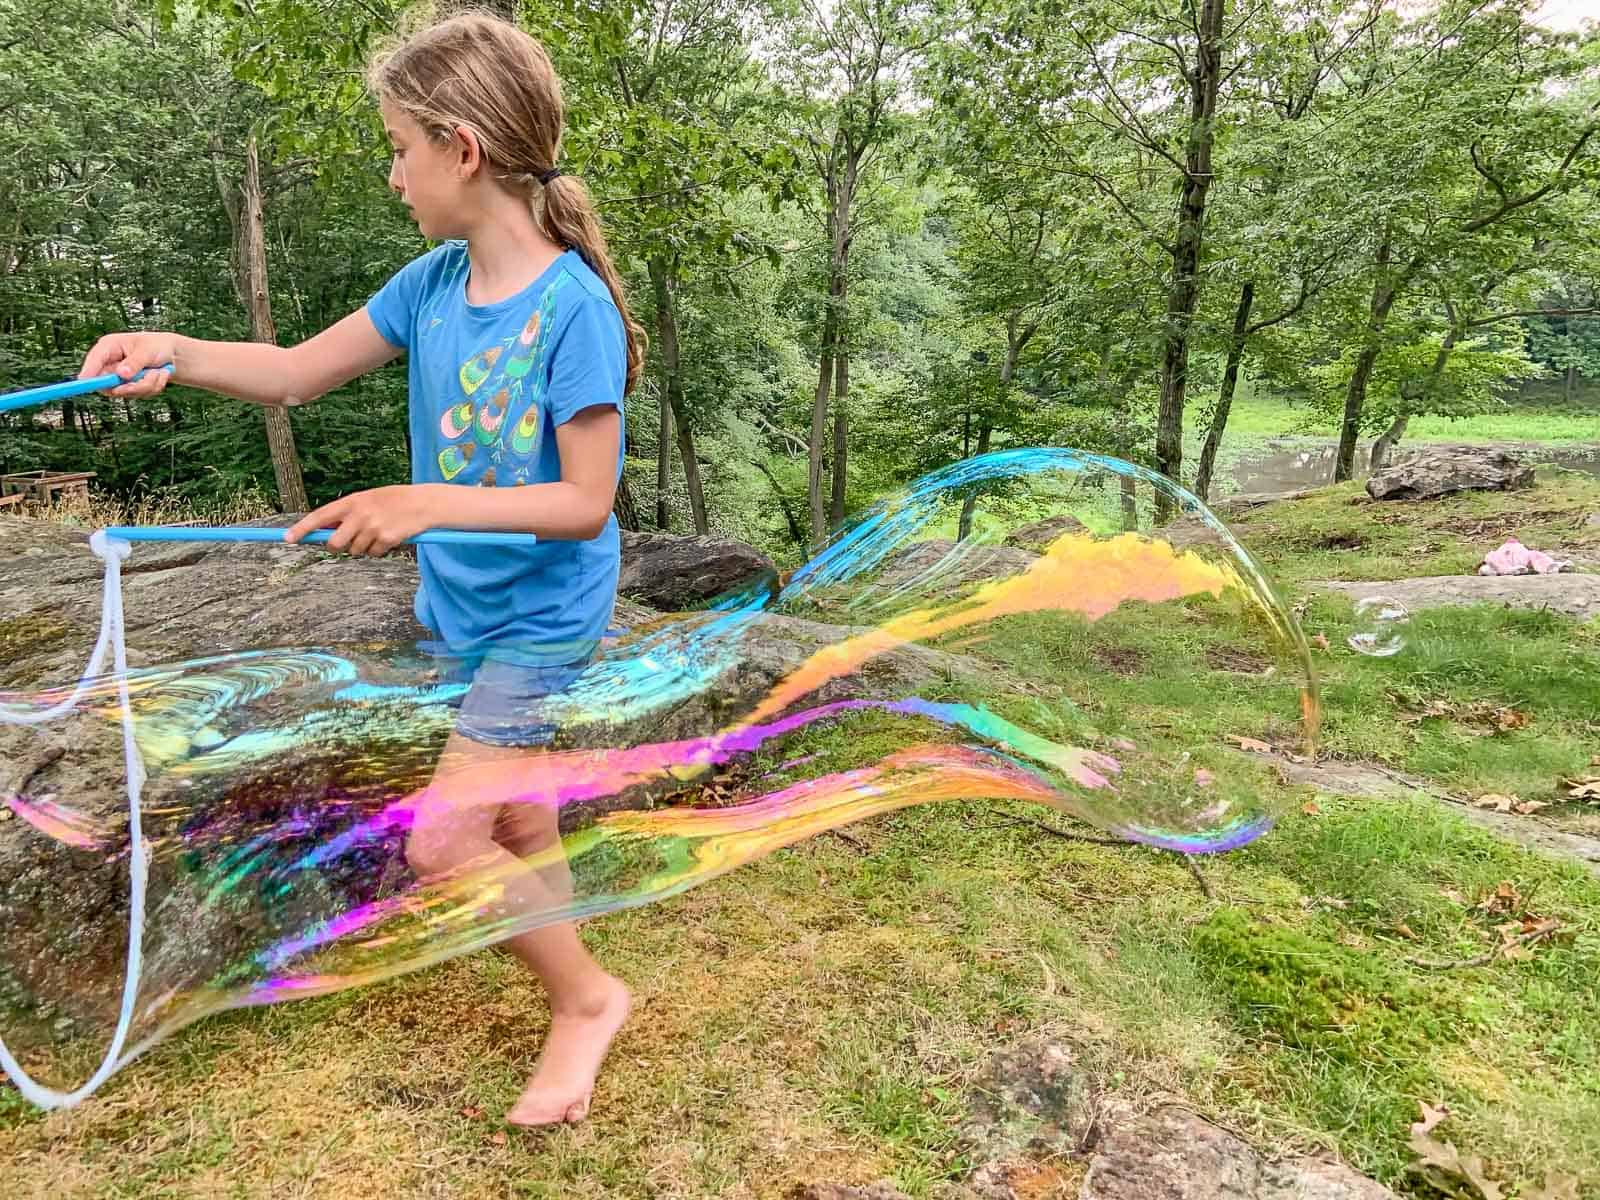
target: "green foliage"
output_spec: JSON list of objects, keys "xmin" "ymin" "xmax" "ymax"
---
[
  {"xmin": 2, "ymin": 0, "xmax": 1596, "ymax": 554},
  {"xmin": 1193, "ymin": 908, "xmax": 1474, "ymax": 1066}
]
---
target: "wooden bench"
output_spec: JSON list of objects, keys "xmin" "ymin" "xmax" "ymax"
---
[{"xmin": 0, "ymin": 470, "xmax": 96, "ymax": 503}]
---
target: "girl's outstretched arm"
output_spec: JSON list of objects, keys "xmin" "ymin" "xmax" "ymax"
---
[{"xmin": 78, "ymin": 310, "xmax": 400, "ymax": 408}]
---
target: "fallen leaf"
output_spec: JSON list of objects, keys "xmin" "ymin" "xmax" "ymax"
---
[
  {"xmin": 1301, "ymin": 895, "xmax": 1349, "ymax": 911},
  {"xmin": 1521, "ymin": 1173, "xmax": 1580, "ymax": 1200},
  {"xmin": 1494, "ymin": 708, "xmax": 1530, "ymax": 731},
  {"xmin": 1563, "ymin": 776, "xmax": 1600, "ymax": 801},
  {"xmin": 1411, "ymin": 1100, "xmax": 1450, "ymax": 1136},
  {"xmin": 1301, "ymin": 801, "xmax": 1321, "ymax": 816},
  {"xmin": 1512, "ymin": 800, "xmax": 1550, "ymax": 815},
  {"xmin": 1476, "ymin": 881, "xmax": 1522, "ymax": 915},
  {"xmin": 1473, "ymin": 794, "xmax": 1518, "ymax": 813},
  {"xmin": 1395, "ymin": 922, "xmax": 1418, "ymax": 940},
  {"xmin": 461, "ymin": 1106, "xmax": 484, "ymax": 1119},
  {"xmin": 489, "ymin": 1131, "xmax": 508, "ymax": 1147},
  {"xmin": 1311, "ymin": 632, "xmax": 1330, "ymax": 650},
  {"xmin": 1407, "ymin": 1130, "xmax": 1503, "ymax": 1200},
  {"xmin": 1226, "ymin": 735, "xmax": 1273, "ymax": 754}
]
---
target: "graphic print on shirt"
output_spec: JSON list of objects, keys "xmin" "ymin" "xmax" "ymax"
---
[
  {"xmin": 440, "ymin": 401, "xmax": 474, "ymax": 440},
  {"xmin": 435, "ymin": 272, "xmax": 570, "ymax": 486}
]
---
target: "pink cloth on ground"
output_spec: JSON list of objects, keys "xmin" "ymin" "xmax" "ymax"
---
[{"xmin": 1478, "ymin": 538, "xmax": 1570, "ymax": 576}]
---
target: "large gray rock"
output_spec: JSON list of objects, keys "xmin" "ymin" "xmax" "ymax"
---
[
  {"xmin": 0, "ymin": 515, "xmax": 735, "ymax": 686},
  {"xmin": 1365, "ymin": 445, "xmax": 1533, "ymax": 501},
  {"xmin": 1004, "ymin": 514, "xmax": 1085, "ymax": 554},
  {"xmin": 948, "ymin": 1039, "xmax": 1393, "ymax": 1200},
  {"xmin": 1081, "ymin": 1106, "xmax": 1396, "ymax": 1200},
  {"xmin": 1312, "ymin": 574, "xmax": 1599, "ymax": 620},
  {"xmin": 789, "ymin": 1184, "xmax": 911, "ymax": 1200},
  {"xmin": 873, "ymin": 539, "xmax": 1038, "ymax": 597},
  {"xmin": 0, "ymin": 513, "xmax": 1009, "ymax": 1055},
  {"xmin": 617, "ymin": 529, "xmax": 776, "ymax": 609}
]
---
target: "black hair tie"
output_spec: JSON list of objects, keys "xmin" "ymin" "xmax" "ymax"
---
[{"xmin": 538, "ymin": 167, "xmax": 563, "ymax": 185}]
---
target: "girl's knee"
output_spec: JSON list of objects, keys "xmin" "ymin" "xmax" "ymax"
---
[{"xmin": 405, "ymin": 825, "xmax": 477, "ymax": 881}]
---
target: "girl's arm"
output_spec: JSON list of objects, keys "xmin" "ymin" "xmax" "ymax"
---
[
  {"xmin": 284, "ymin": 405, "xmax": 623, "ymax": 555},
  {"xmin": 78, "ymin": 310, "xmax": 400, "ymax": 407}
]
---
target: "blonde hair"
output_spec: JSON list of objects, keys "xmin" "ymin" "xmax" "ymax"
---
[{"xmin": 369, "ymin": 10, "xmax": 646, "ymax": 395}]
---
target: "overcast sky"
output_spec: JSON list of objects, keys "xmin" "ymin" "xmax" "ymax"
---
[{"xmin": 1534, "ymin": 0, "xmax": 1596, "ymax": 30}]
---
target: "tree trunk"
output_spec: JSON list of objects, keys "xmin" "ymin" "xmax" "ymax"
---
[
  {"xmin": 807, "ymin": 299, "xmax": 837, "ymax": 547},
  {"xmin": 1370, "ymin": 324, "xmax": 1461, "ymax": 471},
  {"xmin": 753, "ymin": 459, "xmax": 807, "ymax": 551},
  {"xmin": 1369, "ymin": 413, "xmax": 1409, "ymax": 472},
  {"xmin": 810, "ymin": 154, "xmax": 854, "ymax": 547},
  {"xmin": 237, "ymin": 134, "xmax": 309, "ymax": 513},
  {"xmin": 829, "ymin": 342, "xmax": 847, "ymax": 527},
  {"xmin": 649, "ymin": 257, "xmax": 707, "ymax": 534},
  {"xmin": 957, "ymin": 423, "xmax": 993, "ymax": 541},
  {"xmin": 1154, "ymin": 0, "xmax": 1226, "ymax": 516},
  {"xmin": 1566, "ymin": 363, "xmax": 1577, "ymax": 403},
  {"xmin": 1335, "ymin": 235, "xmax": 1395, "ymax": 482},
  {"xmin": 1194, "ymin": 281, "xmax": 1255, "ymax": 501},
  {"xmin": 957, "ymin": 318, "xmax": 1032, "ymax": 539},
  {"xmin": 655, "ymin": 389, "xmax": 672, "ymax": 530},
  {"xmin": 1120, "ymin": 475, "xmax": 1138, "ymax": 530},
  {"xmin": 613, "ymin": 472, "xmax": 641, "ymax": 532}
]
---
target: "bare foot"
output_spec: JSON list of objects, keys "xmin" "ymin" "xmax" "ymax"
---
[{"xmin": 505, "ymin": 974, "xmax": 631, "ymax": 1127}]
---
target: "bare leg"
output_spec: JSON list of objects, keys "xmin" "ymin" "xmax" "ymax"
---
[{"xmin": 406, "ymin": 732, "xmax": 631, "ymax": 1126}]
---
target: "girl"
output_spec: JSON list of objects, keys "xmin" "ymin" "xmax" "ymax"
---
[{"xmin": 77, "ymin": 11, "xmax": 644, "ymax": 1127}]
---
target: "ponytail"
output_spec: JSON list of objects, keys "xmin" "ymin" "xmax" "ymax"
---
[{"xmin": 538, "ymin": 175, "xmax": 648, "ymax": 397}]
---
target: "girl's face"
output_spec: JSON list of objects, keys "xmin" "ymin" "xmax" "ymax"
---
[{"xmin": 380, "ymin": 101, "xmax": 470, "ymax": 240}]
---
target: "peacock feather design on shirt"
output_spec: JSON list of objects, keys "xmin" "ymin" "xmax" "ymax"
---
[
  {"xmin": 438, "ymin": 440, "xmax": 476, "ymax": 480},
  {"xmin": 459, "ymin": 345, "xmax": 502, "ymax": 395},
  {"xmin": 440, "ymin": 401, "xmax": 474, "ymax": 440},
  {"xmin": 474, "ymin": 388, "xmax": 510, "ymax": 445}
]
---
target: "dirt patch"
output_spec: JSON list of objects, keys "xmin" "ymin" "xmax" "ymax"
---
[
  {"xmin": 1093, "ymin": 645, "xmax": 1147, "ymax": 676},
  {"xmin": 1317, "ymin": 531, "xmax": 1366, "ymax": 550},
  {"xmin": 1205, "ymin": 646, "xmax": 1273, "ymax": 674}
]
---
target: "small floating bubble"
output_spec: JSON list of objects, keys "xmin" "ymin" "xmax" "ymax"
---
[{"xmin": 1347, "ymin": 596, "xmax": 1410, "ymax": 657}]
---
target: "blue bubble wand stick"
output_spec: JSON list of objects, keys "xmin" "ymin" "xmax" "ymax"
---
[{"xmin": 0, "ymin": 365, "xmax": 174, "ymax": 414}]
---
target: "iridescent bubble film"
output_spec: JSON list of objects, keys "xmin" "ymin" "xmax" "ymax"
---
[
  {"xmin": 1347, "ymin": 596, "xmax": 1411, "ymax": 658},
  {"xmin": 0, "ymin": 450, "xmax": 1318, "ymax": 1105}
]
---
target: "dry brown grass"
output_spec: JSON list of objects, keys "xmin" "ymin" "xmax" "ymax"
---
[{"xmin": 8, "ymin": 481, "xmax": 276, "ymax": 531}]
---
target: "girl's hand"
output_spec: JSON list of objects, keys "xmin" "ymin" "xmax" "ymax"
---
[
  {"xmin": 284, "ymin": 485, "xmax": 440, "ymax": 557},
  {"xmin": 80, "ymin": 332, "xmax": 180, "ymax": 397}
]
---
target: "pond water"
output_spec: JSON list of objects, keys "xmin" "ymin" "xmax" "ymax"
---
[{"xmin": 1224, "ymin": 439, "xmax": 1600, "ymax": 495}]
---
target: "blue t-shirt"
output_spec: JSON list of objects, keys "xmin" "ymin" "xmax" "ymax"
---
[{"xmin": 366, "ymin": 242, "xmax": 626, "ymax": 662}]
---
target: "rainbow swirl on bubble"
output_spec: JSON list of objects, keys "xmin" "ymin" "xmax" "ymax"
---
[{"xmin": 0, "ymin": 449, "xmax": 1317, "ymax": 1105}]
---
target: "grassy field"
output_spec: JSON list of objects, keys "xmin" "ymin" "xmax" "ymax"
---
[
  {"xmin": 3, "ymin": 474, "xmax": 1600, "ymax": 1198},
  {"xmin": 1218, "ymin": 388, "xmax": 1600, "ymax": 446}
]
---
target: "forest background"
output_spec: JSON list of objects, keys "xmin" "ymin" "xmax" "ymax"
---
[{"xmin": 2, "ymin": 0, "xmax": 1597, "ymax": 559}]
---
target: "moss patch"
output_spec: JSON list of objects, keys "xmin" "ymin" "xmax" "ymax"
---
[
  {"xmin": 1193, "ymin": 907, "xmax": 1474, "ymax": 1067},
  {"xmin": 0, "ymin": 613, "xmax": 75, "ymax": 684}
]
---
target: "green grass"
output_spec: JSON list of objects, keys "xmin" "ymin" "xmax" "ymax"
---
[
  {"xmin": 1216, "ymin": 392, "xmax": 1600, "ymax": 446},
  {"xmin": 4, "ymin": 473, "xmax": 1600, "ymax": 1197}
]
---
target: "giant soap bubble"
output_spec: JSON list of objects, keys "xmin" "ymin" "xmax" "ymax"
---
[{"xmin": 0, "ymin": 449, "xmax": 1318, "ymax": 1107}]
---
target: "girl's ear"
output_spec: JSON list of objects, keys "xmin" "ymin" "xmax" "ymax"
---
[{"xmin": 453, "ymin": 125, "xmax": 483, "ymax": 179}]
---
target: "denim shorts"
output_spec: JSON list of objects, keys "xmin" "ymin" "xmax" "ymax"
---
[{"xmin": 440, "ymin": 653, "xmax": 589, "ymax": 749}]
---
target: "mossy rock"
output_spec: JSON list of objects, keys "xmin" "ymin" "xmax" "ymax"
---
[
  {"xmin": 1192, "ymin": 907, "xmax": 1475, "ymax": 1068},
  {"xmin": 0, "ymin": 613, "xmax": 76, "ymax": 685}
]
